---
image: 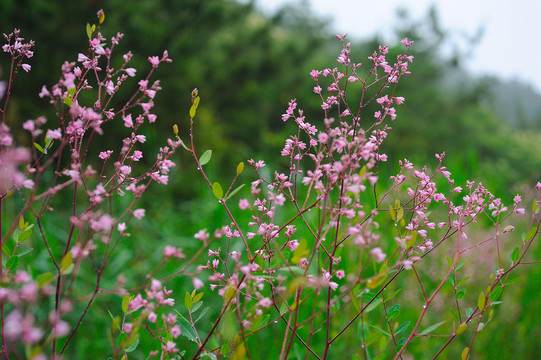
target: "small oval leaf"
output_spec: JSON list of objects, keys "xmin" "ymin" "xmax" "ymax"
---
[
  {"xmin": 236, "ymin": 162, "xmax": 244, "ymax": 175},
  {"xmin": 6, "ymin": 255, "xmax": 19, "ymax": 270},
  {"xmin": 212, "ymin": 182, "xmax": 223, "ymax": 199},
  {"xmin": 199, "ymin": 150, "xmax": 212, "ymax": 166}
]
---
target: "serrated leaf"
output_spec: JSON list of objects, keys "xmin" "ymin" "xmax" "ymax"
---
[
  {"xmin": 37, "ymin": 272, "xmax": 54, "ymax": 287},
  {"xmin": 6, "ymin": 255, "xmax": 19, "ymax": 270},
  {"xmin": 34, "ymin": 142, "xmax": 45, "ymax": 154},
  {"xmin": 60, "ymin": 253, "xmax": 73, "ymax": 273},
  {"xmin": 419, "ymin": 321, "xmax": 447, "ymax": 335},
  {"xmin": 199, "ymin": 150, "xmax": 212, "ymax": 166},
  {"xmin": 394, "ymin": 321, "xmax": 410, "ymax": 335},
  {"xmin": 236, "ymin": 162, "xmax": 244, "ymax": 175},
  {"xmin": 456, "ymin": 323, "xmax": 467, "ymax": 335},
  {"xmin": 226, "ymin": 184, "xmax": 245, "ymax": 200},
  {"xmin": 212, "ymin": 182, "xmax": 223, "ymax": 199},
  {"xmin": 63, "ymin": 97, "xmax": 73, "ymax": 106},
  {"xmin": 184, "ymin": 292, "xmax": 193, "ymax": 311},
  {"xmin": 510, "ymin": 246, "xmax": 520, "ymax": 264},
  {"xmin": 176, "ymin": 313, "xmax": 197, "ymax": 342},
  {"xmin": 478, "ymin": 292, "xmax": 486, "ymax": 312}
]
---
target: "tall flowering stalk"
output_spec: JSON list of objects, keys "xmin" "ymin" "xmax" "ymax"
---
[
  {"xmin": 0, "ymin": 10, "xmax": 181, "ymax": 359},
  {"xmin": 135, "ymin": 35, "xmax": 541, "ymax": 359}
]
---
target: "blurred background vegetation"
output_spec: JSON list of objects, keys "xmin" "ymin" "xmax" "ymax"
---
[{"xmin": 1, "ymin": 0, "xmax": 540, "ymax": 358}]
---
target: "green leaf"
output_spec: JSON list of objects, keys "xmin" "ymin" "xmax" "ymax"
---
[
  {"xmin": 510, "ymin": 246, "xmax": 520, "ymax": 264},
  {"xmin": 191, "ymin": 301, "xmax": 203, "ymax": 313},
  {"xmin": 212, "ymin": 182, "xmax": 223, "ymax": 199},
  {"xmin": 420, "ymin": 321, "xmax": 447, "ymax": 335},
  {"xmin": 387, "ymin": 309, "xmax": 400, "ymax": 320},
  {"xmin": 489, "ymin": 286, "xmax": 502, "ymax": 302},
  {"xmin": 226, "ymin": 184, "xmax": 245, "ymax": 200},
  {"xmin": 60, "ymin": 253, "xmax": 73, "ymax": 273},
  {"xmin": 6, "ymin": 255, "xmax": 19, "ymax": 270},
  {"xmin": 365, "ymin": 296, "xmax": 383, "ymax": 313},
  {"xmin": 2, "ymin": 242, "xmax": 12, "ymax": 256},
  {"xmin": 33, "ymin": 142, "xmax": 45, "ymax": 154},
  {"xmin": 505, "ymin": 276, "xmax": 525, "ymax": 285},
  {"xmin": 385, "ymin": 288, "xmax": 402, "ymax": 300},
  {"xmin": 456, "ymin": 323, "xmax": 467, "ymax": 335},
  {"xmin": 17, "ymin": 248, "xmax": 33, "ymax": 257},
  {"xmin": 63, "ymin": 97, "xmax": 73, "ymax": 106},
  {"xmin": 456, "ymin": 289, "xmax": 466, "ymax": 300},
  {"xmin": 457, "ymin": 276, "xmax": 470, "ymax": 287},
  {"xmin": 176, "ymin": 313, "xmax": 197, "ymax": 342},
  {"xmin": 193, "ymin": 96, "xmax": 200, "ymax": 108},
  {"xmin": 199, "ymin": 353, "xmax": 217, "ymax": 360},
  {"xmin": 67, "ymin": 87, "xmax": 76, "ymax": 97},
  {"xmin": 396, "ymin": 207, "xmax": 404, "ymax": 221},
  {"xmin": 455, "ymin": 259, "xmax": 466, "ymax": 271},
  {"xmin": 236, "ymin": 162, "xmax": 244, "ymax": 175},
  {"xmin": 125, "ymin": 338, "xmax": 139, "ymax": 352},
  {"xmin": 189, "ymin": 104, "xmax": 197, "ymax": 118},
  {"xmin": 446, "ymin": 256, "xmax": 453, "ymax": 268},
  {"xmin": 461, "ymin": 347, "xmax": 469, "ymax": 360},
  {"xmin": 19, "ymin": 215, "xmax": 26, "ymax": 230},
  {"xmin": 524, "ymin": 227, "xmax": 536, "ymax": 242},
  {"xmin": 533, "ymin": 199, "xmax": 539, "ymax": 214},
  {"xmin": 184, "ymin": 292, "xmax": 193, "ymax": 311},
  {"xmin": 37, "ymin": 272, "xmax": 54, "ymax": 287},
  {"xmin": 465, "ymin": 308, "xmax": 473, "ymax": 318},
  {"xmin": 388, "ymin": 304, "xmax": 400, "ymax": 312},
  {"xmin": 122, "ymin": 294, "xmax": 131, "ymax": 313},
  {"xmin": 18, "ymin": 229, "xmax": 32, "ymax": 243},
  {"xmin": 394, "ymin": 321, "xmax": 410, "ymax": 335},
  {"xmin": 357, "ymin": 322, "xmax": 370, "ymax": 339},
  {"xmin": 478, "ymin": 292, "xmax": 486, "ymax": 312},
  {"xmin": 86, "ymin": 23, "xmax": 93, "ymax": 39},
  {"xmin": 449, "ymin": 307, "xmax": 459, "ymax": 322},
  {"xmin": 117, "ymin": 333, "xmax": 126, "ymax": 347},
  {"xmin": 396, "ymin": 337, "xmax": 407, "ymax": 351},
  {"xmin": 98, "ymin": 11, "xmax": 105, "ymax": 25},
  {"xmin": 368, "ymin": 324, "xmax": 390, "ymax": 336},
  {"xmin": 194, "ymin": 307, "xmax": 209, "ymax": 323},
  {"xmin": 199, "ymin": 150, "xmax": 212, "ymax": 166},
  {"xmin": 389, "ymin": 205, "xmax": 396, "ymax": 221},
  {"xmin": 193, "ymin": 292, "xmax": 204, "ymax": 303}
]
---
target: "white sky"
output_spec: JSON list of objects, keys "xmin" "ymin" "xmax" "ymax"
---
[{"xmin": 256, "ymin": 0, "xmax": 541, "ymax": 93}]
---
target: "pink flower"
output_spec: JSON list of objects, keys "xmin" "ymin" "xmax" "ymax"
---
[
  {"xmin": 238, "ymin": 198, "xmax": 250, "ymax": 210},
  {"xmin": 336, "ymin": 270, "xmax": 345, "ymax": 279},
  {"xmin": 133, "ymin": 208, "xmax": 146, "ymax": 219},
  {"xmin": 258, "ymin": 297, "xmax": 272, "ymax": 308},
  {"xmin": 21, "ymin": 64, "xmax": 31, "ymax": 72},
  {"xmin": 370, "ymin": 247, "xmax": 386, "ymax": 263},
  {"xmin": 148, "ymin": 56, "xmax": 160, "ymax": 67},
  {"xmin": 125, "ymin": 68, "xmax": 136, "ymax": 77}
]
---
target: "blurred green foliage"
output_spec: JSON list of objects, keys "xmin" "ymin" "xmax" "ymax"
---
[{"xmin": 1, "ymin": 0, "xmax": 540, "ymax": 359}]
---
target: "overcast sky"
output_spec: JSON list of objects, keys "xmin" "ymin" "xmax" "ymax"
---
[{"xmin": 255, "ymin": 0, "xmax": 541, "ymax": 94}]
